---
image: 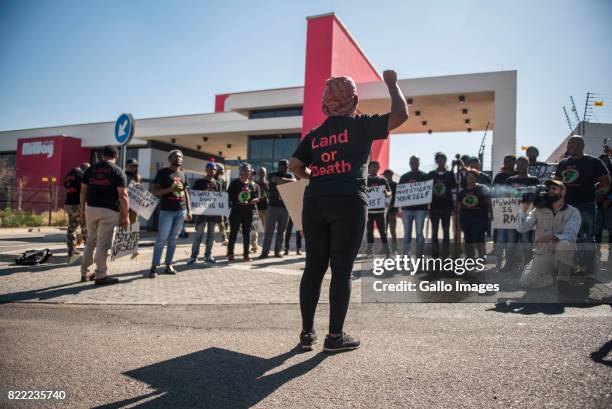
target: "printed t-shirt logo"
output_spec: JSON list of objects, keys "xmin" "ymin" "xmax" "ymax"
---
[
  {"xmin": 560, "ymin": 168, "xmax": 579, "ymax": 183},
  {"xmin": 433, "ymin": 182, "xmax": 446, "ymax": 196},
  {"xmin": 462, "ymin": 193, "xmax": 479, "ymax": 208}
]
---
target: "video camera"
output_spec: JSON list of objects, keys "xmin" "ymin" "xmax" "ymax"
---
[{"xmin": 521, "ymin": 184, "xmax": 549, "ymax": 208}]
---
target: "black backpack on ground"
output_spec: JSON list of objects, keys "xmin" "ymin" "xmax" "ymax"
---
[{"xmin": 15, "ymin": 249, "xmax": 52, "ymax": 266}]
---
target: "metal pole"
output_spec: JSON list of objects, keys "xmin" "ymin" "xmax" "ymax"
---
[
  {"xmin": 48, "ymin": 177, "xmax": 52, "ymax": 226},
  {"xmin": 120, "ymin": 145, "xmax": 127, "ymax": 170}
]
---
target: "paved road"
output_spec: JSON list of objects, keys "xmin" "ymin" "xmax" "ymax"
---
[{"xmin": 0, "ymin": 303, "xmax": 610, "ymax": 408}]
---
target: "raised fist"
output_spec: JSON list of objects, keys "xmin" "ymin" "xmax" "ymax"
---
[{"xmin": 383, "ymin": 70, "xmax": 398, "ymax": 86}]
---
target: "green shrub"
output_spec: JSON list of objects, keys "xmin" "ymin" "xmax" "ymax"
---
[{"xmin": 0, "ymin": 209, "xmax": 45, "ymax": 228}]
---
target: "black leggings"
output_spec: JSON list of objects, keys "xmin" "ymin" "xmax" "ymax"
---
[
  {"xmin": 366, "ymin": 212, "xmax": 388, "ymax": 244},
  {"xmin": 300, "ymin": 195, "xmax": 366, "ymax": 334},
  {"xmin": 460, "ymin": 215, "xmax": 487, "ymax": 259},
  {"xmin": 228, "ymin": 207, "xmax": 253, "ymax": 256},
  {"xmin": 430, "ymin": 208, "xmax": 451, "ymax": 258}
]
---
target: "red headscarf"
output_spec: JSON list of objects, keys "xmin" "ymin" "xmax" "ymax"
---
[{"xmin": 322, "ymin": 76, "xmax": 358, "ymax": 117}]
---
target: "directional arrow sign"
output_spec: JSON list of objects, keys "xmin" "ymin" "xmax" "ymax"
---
[{"xmin": 114, "ymin": 113, "xmax": 135, "ymax": 145}]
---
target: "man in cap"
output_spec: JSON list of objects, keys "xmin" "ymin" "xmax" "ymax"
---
[
  {"xmin": 259, "ymin": 159, "xmax": 296, "ymax": 258},
  {"xmin": 215, "ymin": 163, "xmax": 229, "ymax": 245},
  {"xmin": 517, "ymin": 179, "xmax": 581, "ymax": 290}
]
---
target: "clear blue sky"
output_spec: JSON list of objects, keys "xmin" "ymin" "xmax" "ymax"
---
[{"xmin": 1, "ymin": 0, "xmax": 611, "ymax": 172}]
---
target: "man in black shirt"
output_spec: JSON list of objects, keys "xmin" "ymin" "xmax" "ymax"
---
[
  {"xmin": 80, "ymin": 146, "xmax": 128, "ymax": 285},
  {"xmin": 187, "ymin": 162, "xmax": 221, "ymax": 264},
  {"xmin": 260, "ymin": 159, "xmax": 295, "ymax": 258},
  {"xmin": 399, "ymin": 156, "xmax": 430, "ymax": 258},
  {"xmin": 366, "ymin": 161, "xmax": 391, "ymax": 258},
  {"xmin": 227, "ymin": 163, "xmax": 260, "ymax": 262},
  {"xmin": 462, "ymin": 157, "xmax": 492, "ymax": 187},
  {"xmin": 492, "ymin": 154, "xmax": 517, "ymax": 270},
  {"xmin": 383, "ymin": 169, "xmax": 399, "ymax": 254},
  {"xmin": 595, "ymin": 153, "xmax": 612, "ymax": 258},
  {"xmin": 150, "ymin": 149, "xmax": 193, "ymax": 277},
  {"xmin": 506, "ymin": 156, "xmax": 540, "ymax": 266},
  {"xmin": 428, "ymin": 152, "xmax": 457, "ymax": 259},
  {"xmin": 556, "ymin": 135, "xmax": 610, "ymax": 274},
  {"xmin": 251, "ymin": 167, "xmax": 269, "ymax": 253},
  {"xmin": 64, "ymin": 162, "xmax": 89, "ymax": 257}
]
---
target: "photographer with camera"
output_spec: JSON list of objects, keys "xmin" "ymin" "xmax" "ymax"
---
[{"xmin": 516, "ymin": 179, "xmax": 581, "ymax": 289}]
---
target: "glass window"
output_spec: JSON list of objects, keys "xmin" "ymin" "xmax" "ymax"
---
[{"xmin": 249, "ymin": 106, "xmax": 303, "ymax": 119}]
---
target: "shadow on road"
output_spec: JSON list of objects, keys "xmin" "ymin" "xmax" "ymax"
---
[
  {"xmin": 0, "ymin": 269, "xmax": 148, "ymax": 303},
  {"xmin": 93, "ymin": 346, "xmax": 328, "ymax": 409},
  {"xmin": 591, "ymin": 339, "xmax": 612, "ymax": 367}
]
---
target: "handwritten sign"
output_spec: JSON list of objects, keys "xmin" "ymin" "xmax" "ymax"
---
[
  {"xmin": 110, "ymin": 222, "xmax": 140, "ymax": 261},
  {"xmin": 277, "ymin": 179, "xmax": 309, "ymax": 231},
  {"xmin": 394, "ymin": 180, "xmax": 434, "ymax": 207},
  {"xmin": 189, "ymin": 190, "xmax": 230, "ymax": 217},
  {"xmin": 128, "ymin": 183, "xmax": 159, "ymax": 220},
  {"xmin": 492, "ymin": 197, "xmax": 522, "ymax": 229},
  {"xmin": 528, "ymin": 163, "xmax": 557, "ymax": 183},
  {"xmin": 367, "ymin": 185, "xmax": 386, "ymax": 209}
]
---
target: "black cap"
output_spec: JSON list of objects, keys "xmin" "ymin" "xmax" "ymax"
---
[
  {"xmin": 126, "ymin": 158, "xmax": 138, "ymax": 165},
  {"xmin": 102, "ymin": 145, "xmax": 119, "ymax": 158}
]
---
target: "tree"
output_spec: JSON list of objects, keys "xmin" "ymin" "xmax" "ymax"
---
[{"xmin": 0, "ymin": 159, "xmax": 16, "ymax": 210}]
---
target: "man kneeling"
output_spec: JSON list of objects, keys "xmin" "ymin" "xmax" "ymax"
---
[{"xmin": 516, "ymin": 179, "xmax": 581, "ymax": 289}]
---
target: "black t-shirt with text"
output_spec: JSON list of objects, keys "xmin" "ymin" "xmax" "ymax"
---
[
  {"xmin": 83, "ymin": 161, "xmax": 127, "ymax": 212},
  {"xmin": 153, "ymin": 168, "xmax": 189, "ymax": 211},
  {"xmin": 268, "ymin": 171, "xmax": 295, "ymax": 208},
  {"xmin": 227, "ymin": 178, "xmax": 259, "ymax": 211},
  {"xmin": 292, "ymin": 113, "xmax": 390, "ymax": 204},
  {"xmin": 398, "ymin": 170, "xmax": 430, "ymax": 211},
  {"xmin": 428, "ymin": 170, "xmax": 457, "ymax": 210},
  {"xmin": 64, "ymin": 168, "xmax": 83, "ymax": 205},
  {"xmin": 556, "ymin": 155, "xmax": 609, "ymax": 205},
  {"xmin": 367, "ymin": 174, "xmax": 390, "ymax": 212},
  {"xmin": 458, "ymin": 184, "xmax": 490, "ymax": 220}
]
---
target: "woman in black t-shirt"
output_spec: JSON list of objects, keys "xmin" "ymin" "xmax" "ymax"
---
[
  {"xmin": 289, "ymin": 70, "xmax": 408, "ymax": 353},
  {"xmin": 458, "ymin": 169, "xmax": 491, "ymax": 259},
  {"xmin": 226, "ymin": 163, "xmax": 259, "ymax": 262}
]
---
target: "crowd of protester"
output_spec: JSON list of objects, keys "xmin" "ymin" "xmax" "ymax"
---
[{"xmin": 63, "ymin": 135, "xmax": 612, "ymax": 291}]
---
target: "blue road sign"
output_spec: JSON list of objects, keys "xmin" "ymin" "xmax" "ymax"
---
[{"xmin": 114, "ymin": 113, "xmax": 134, "ymax": 145}]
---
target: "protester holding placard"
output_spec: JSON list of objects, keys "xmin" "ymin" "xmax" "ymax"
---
[
  {"xmin": 555, "ymin": 135, "xmax": 610, "ymax": 274},
  {"xmin": 289, "ymin": 70, "xmax": 408, "ymax": 352},
  {"xmin": 427, "ymin": 152, "xmax": 456, "ymax": 259},
  {"xmin": 458, "ymin": 169, "xmax": 491, "ymax": 260},
  {"xmin": 366, "ymin": 161, "xmax": 391, "ymax": 258},
  {"xmin": 506, "ymin": 156, "xmax": 540, "ymax": 265},
  {"xmin": 383, "ymin": 169, "xmax": 399, "ymax": 254},
  {"xmin": 215, "ymin": 164, "xmax": 229, "ymax": 245},
  {"xmin": 251, "ymin": 167, "xmax": 269, "ymax": 254},
  {"xmin": 149, "ymin": 150, "xmax": 192, "ymax": 278},
  {"xmin": 80, "ymin": 145, "xmax": 128, "ymax": 285},
  {"xmin": 492, "ymin": 155, "xmax": 518, "ymax": 271},
  {"xmin": 399, "ymin": 156, "xmax": 430, "ymax": 258},
  {"xmin": 124, "ymin": 158, "xmax": 142, "ymax": 224},
  {"xmin": 187, "ymin": 162, "xmax": 221, "ymax": 265},
  {"xmin": 227, "ymin": 163, "xmax": 259, "ymax": 262},
  {"xmin": 260, "ymin": 160, "xmax": 295, "ymax": 259},
  {"xmin": 517, "ymin": 179, "xmax": 581, "ymax": 290},
  {"xmin": 64, "ymin": 162, "xmax": 89, "ymax": 258}
]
